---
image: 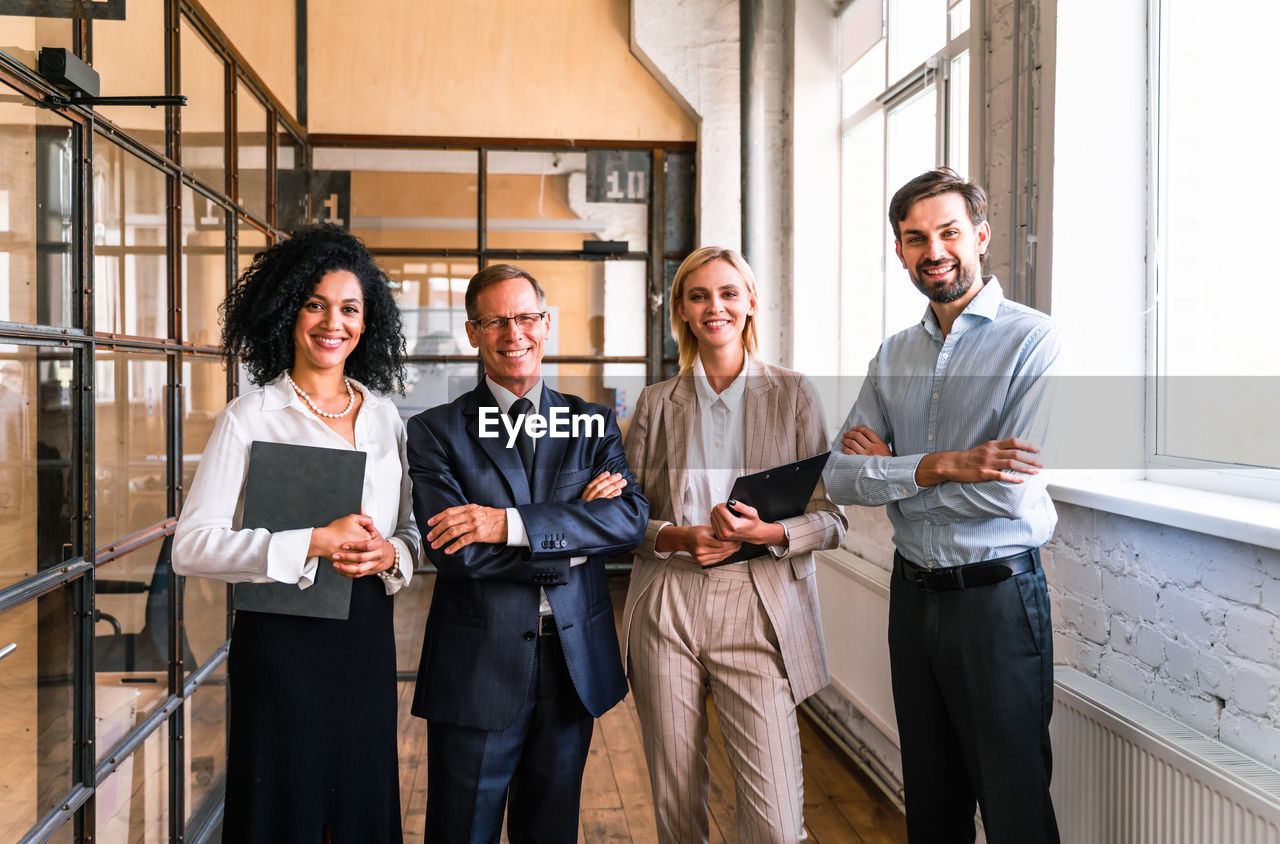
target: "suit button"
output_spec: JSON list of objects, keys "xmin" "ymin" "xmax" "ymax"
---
[{"xmin": 523, "ymin": 631, "xmax": 535, "ymax": 641}]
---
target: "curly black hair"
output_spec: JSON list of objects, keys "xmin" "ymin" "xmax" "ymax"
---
[{"xmin": 221, "ymin": 224, "xmax": 406, "ymax": 394}]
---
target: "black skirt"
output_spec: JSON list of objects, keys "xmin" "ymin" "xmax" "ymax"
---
[{"xmin": 223, "ymin": 575, "xmax": 402, "ymax": 843}]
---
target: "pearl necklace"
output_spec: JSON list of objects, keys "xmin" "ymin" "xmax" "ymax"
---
[{"xmin": 286, "ymin": 373, "xmax": 356, "ymax": 419}]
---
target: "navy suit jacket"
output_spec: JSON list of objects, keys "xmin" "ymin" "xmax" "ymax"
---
[{"xmin": 407, "ymin": 381, "xmax": 648, "ymax": 730}]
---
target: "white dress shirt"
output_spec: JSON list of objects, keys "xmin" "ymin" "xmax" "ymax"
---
[
  {"xmin": 483, "ymin": 376, "xmax": 586, "ymax": 615},
  {"xmin": 682, "ymin": 354, "xmax": 748, "ymax": 529},
  {"xmin": 173, "ymin": 375, "xmax": 418, "ymax": 595}
]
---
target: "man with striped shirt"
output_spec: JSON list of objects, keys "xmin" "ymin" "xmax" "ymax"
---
[{"xmin": 823, "ymin": 168, "xmax": 1061, "ymax": 843}]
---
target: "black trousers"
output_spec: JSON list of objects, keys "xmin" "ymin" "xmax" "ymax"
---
[
  {"xmin": 424, "ymin": 631, "xmax": 594, "ymax": 844},
  {"xmin": 888, "ymin": 554, "xmax": 1059, "ymax": 844}
]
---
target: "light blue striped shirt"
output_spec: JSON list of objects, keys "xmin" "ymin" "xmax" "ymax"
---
[{"xmin": 823, "ymin": 278, "xmax": 1060, "ymax": 567}]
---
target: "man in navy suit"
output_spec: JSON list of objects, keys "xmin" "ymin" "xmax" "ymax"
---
[{"xmin": 407, "ymin": 263, "xmax": 648, "ymax": 843}]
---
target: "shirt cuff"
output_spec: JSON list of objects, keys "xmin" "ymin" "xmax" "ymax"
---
[
  {"xmin": 569, "ymin": 556, "xmax": 587, "ymax": 567},
  {"xmin": 506, "ymin": 507, "xmax": 529, "ymax": 547},
  {"xmin": 266, "ymin": 528, "xmax": 319, "ymax": 589},
  {"xmin": 888, "ymin": 454, "xmax": 926, "ymax": 499},
  {"xmin": 380, "ymin": 537, "xmax": 412, "ymax": 595},
  {"xmin": 767, "ymin": 521, "xmax": 792, "ymax": 559}
]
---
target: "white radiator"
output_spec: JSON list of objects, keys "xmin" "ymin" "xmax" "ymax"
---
[
  {"xmin": 1052, "ymin": 667, "xmax": 1280, "ymax": 844},
  {"xmin": 814, "ymin": 549, "xmax": 898, "ymax": 746}
]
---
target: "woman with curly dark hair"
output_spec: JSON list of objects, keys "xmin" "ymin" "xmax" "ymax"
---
[{"xmin": 174, "ymin": 224, "xmax": 417, "ymax": 843}]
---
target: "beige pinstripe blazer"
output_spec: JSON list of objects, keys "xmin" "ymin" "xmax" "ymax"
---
[{"xmin": 621, "ymin": 358, "xmax": 848, "ymax": 704}]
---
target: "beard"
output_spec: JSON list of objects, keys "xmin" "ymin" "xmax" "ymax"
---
[{"xmin": 909, "ymin": 256, "xmax": 979, "ymax": 304}]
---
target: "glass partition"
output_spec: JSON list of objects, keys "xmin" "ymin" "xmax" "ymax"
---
[
  {"xmin": 94, "ymin": 351, "xmax": 169, "ymax": 544},
  {"xmin": 391, "ymin": 361, "xmax": 480, "ymax": 421},
  {"xmin": 0, "ymin": 584, "xmax": 76, "ymax": 840},
  {"xmin": 185, "ymin": 662, "xmax": 227, "ymax": 823},
  {"xmin": 0, "ymin": 343, "xmax": 79, "ymax": 588},
  {"xmin": 95, "ymin": 140, "xmax": 169, "ymax": 338},
  {"xmin": 94, "ymin": 539, "xmax": 174, "ymax": 723},
  {"xmin": 92, "ymin": 0, "xmax": 167, "ymax": 155},
  {"xmin": 180, "ymin": 20, "xmax": 226, "ymax": 191},
  {"xmin": 237, "ymin": 218, "xmax": 268, "ymax": 275},
  {"xmin": 236, "ymin": 85, "xmax": 269, "ymax": 220},
  {"xmin": 384, "ymin": 256, "xmax": 478, "ymax": 360},
  {"xmin": 313, "ymin": 147, "xmax": 480, "ymax": 250},
  {"xmin": 276, "ymin": 122, "xmax": 308, "ymax": 232},
  {"xmin": 0, "ymin": 91, "xmax": 77, "ymax": 328},
  {"xmin": 486, "ymin": 150, "xmax": 649, "ymax": 252},
  {"xmin": 484, "ymin": 259, "xmax": 647, "ymax": 358},
  {"xmin": 181, "ymin": 185, "xmax": 227, "ymax": 347},
  {"xmin": 96, "ymin": 721, "xmax": 170, "ymax": 842}
]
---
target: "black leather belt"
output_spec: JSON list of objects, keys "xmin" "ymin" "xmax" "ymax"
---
[
  {"xmin": 896, "ymin": 548, "xmax": 1039, "ymax": 592},
  {"xmin": 537, "ymin": 614, "xmax": 558, "ymax": 637}
]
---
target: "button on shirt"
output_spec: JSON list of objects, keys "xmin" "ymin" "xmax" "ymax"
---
[
  {"xmin": 485, "ymin": 376, "xmax": 586, "ymax": 615},
  {"xmin": 822, "ymin": 278, "xmax": 1060, "ymax": 567},
  {"xmin": 682, "ymin": 354, "xmax": 748, "ymax": 531}
]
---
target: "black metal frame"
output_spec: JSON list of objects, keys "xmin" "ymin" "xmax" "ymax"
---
[{"xmin": 306, "ymin": 137, "xmax": 691, "ymax": 382}]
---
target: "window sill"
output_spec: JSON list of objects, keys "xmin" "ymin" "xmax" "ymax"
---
[{"xmin": 1047, "ymin": 478, "xmax": 1280, "ymax": 552}]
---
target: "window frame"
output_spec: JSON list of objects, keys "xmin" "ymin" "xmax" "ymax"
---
[
  {"xmin": 836, "ymin": 0, "xmax": 977, "ymax": 414},
  {"xmin": 1146, "ymin": 0, "xmax": 1280, "ymax": 502}
]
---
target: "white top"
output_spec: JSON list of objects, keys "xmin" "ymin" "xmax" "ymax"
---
[
  {"xmin": 681, "ymin": 354, "xmax": 748, "ymax": 529},
  {"xmin": 483, "ymin": 375, "xmax": 586, "ymax": 615},
  {"xmin": 172, "ymin": 375, "xmax": 419, "ymax": 595}
]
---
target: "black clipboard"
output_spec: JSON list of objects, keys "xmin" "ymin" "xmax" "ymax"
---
[
  {"xmin": 232, "ymin": 441, "xmax": 367, "ymax": 619},
  {"xmin": 710, "ymin": 451, "xmax": 831, "ymax": 567}
]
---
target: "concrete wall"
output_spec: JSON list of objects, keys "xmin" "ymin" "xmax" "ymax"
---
[{"xmin": 631, "ymin": 0, "xmax": 837, "ymax": 366}]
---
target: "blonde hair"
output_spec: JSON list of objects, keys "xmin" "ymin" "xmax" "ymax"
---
[{"xmin": 669, "ymin": 247, "xmax": 760, "ymax": 375}]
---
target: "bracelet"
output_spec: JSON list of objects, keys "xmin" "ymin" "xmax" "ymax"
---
[{"xmin": 376, "ymin": 542, "xmax": 403, "ymax": 582}]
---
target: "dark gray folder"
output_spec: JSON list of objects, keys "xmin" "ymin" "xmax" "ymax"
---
[
  {"xmin": 232, "ymin": 441, "xmax": 367, "ymax": 620},
  {"xmin": 711, "ymin": 451, "xmax": 832, "ymax": 567}
]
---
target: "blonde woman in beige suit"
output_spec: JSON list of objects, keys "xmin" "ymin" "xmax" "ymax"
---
[{"xmin": 622, "ymin": 247, "xmax": 848, "ymax": 843}]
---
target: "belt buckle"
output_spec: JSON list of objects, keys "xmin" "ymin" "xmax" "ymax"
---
[
  {"xmin": 915, "ymin": 566, "xmax": 966, "ymax": 591},
  {"xmin": 538, "ymin": 615, "xmax": 556, "ymax": 637},
  {"xmin": 909, "ymin": 567, "xmax": 932, "ymax": 591}
]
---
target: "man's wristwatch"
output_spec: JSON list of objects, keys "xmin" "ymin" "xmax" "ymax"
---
[{"xmin": 376, "ymin": 544, "xmax": 403, "ymax": 582}]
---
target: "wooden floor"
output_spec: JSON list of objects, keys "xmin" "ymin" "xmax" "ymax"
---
[{"xmin": 393, "ymin": 572, "xmax": 907, "ymax": 843}]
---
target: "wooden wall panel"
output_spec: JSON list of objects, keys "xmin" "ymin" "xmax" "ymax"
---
[
  {"xmin": 307, "ymin": 0, "xmax": 695, "ymax": 140},
  {"xmin": 199, "ymin": 0, "xmax": 298, "ymax": 117}
]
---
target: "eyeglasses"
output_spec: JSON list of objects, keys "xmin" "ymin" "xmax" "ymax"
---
[{"xmin": 469, "ymin": 312, "xmax": 547, "ymax": 334}]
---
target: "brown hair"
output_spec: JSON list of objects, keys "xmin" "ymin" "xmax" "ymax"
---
[
  {"xmin": 464, "ymin": 264, "xmax": 547, "ymax": 320},
  {"xmin": 888, "ymin": 167, "xmax": 988, "ymax": 245},
  {"xmin": 669, "ymin": 247, "xmax": 760, "ymax": 375}
]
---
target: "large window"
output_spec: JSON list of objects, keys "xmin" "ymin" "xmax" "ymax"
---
[
  {"xmin": 1151, "ymin": 0, "xmax": 1280, "ymax": 498},
  {"xmin": 838, "ymin": 0, "xmax": 973, "ymax": 411}
]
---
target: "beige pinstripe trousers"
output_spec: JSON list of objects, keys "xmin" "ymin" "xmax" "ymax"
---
[{"xmin": 628, "ymin": 557, "xmax": 805, "ymax": 844}]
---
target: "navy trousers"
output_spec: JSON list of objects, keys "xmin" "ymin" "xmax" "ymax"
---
[
  {"xmin": 424, "ymin": 631, "xmax": 594, "ymax": 844},
  {"xmin": 888, "ymin": 552, "xmax": 1059, "ymax": 844}
]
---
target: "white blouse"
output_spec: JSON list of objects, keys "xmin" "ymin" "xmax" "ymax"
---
[
  {"xmin": 173, "ymin": 375, "xmax": 418, "ymax": 595},
  {"xmin": 681, "ymin": 354, "xmax": 747, "ymax": 529}
]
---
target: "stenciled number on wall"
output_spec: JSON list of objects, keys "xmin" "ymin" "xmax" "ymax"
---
[{"xmin": 587, "ymin": 150, "xmax": 650, "ymax": 203}]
